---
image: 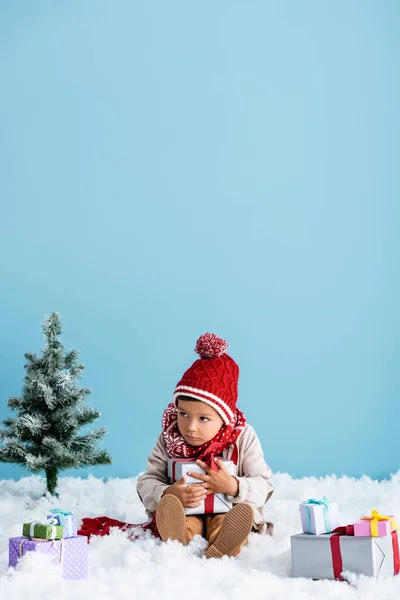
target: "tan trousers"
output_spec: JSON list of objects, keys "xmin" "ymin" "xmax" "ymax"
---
[{"xmin": 185, "ymin": 514, "xmax": 248, "ymax": 556}]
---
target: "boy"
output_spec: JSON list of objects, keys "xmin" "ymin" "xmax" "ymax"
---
[{"xmin": 137, "ymin": 333, "xmax": 274, "ymax": 558}]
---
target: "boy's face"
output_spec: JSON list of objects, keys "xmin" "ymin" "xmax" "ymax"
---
[{"xmin": 177, "ymin": 397, "xmax": 224, "ymax": 446}]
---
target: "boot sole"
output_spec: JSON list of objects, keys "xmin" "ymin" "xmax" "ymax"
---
[
  {"xmin": 205, "ymin": 503, "xmax": 253, "ymax": 559},
  {"xmin": 156, "ymin": 495, "xmax": 187, "ymax": 545}
]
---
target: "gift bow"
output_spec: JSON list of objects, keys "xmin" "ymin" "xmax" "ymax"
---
[
  {"xmin": 197, "ymin": 443, "xmax": 229, "ymax": 472},
  {"xmin": 49, "ymin": 508, "xmax": 72, "ymax": 528},
  {"xmin": 361, "ymin": 510, "xmax": 400, "ymax": 537},
  {"xmin": 303, "ymin": 497, "xmax": 331, "ymax": 533}
]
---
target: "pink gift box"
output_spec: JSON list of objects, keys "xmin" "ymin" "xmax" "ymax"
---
[{"xmin": 354, "ymin": 515, "xmax": 396, "ymax": 537}]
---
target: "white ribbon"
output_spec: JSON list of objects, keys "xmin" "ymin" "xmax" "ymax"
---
[
  {"xmin": 49, "ymin": 525, "xmax": 57, "ymax": 539},
  {"xmin": 29, "ymin": 521, "xmax": 40, "ymax": 537},
  {"xmin": 29, "ymin": 520, "xmax": 57, "ymax": 539},
  {"xmin": 45, "ymin": 518, "xmax": 58, "ymax": 539}
]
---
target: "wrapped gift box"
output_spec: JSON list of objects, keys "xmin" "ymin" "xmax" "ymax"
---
[
  {"xmin": 167, "ymin": 458, "xmax": 237, "ymax": 515},
  {"xmin": 300, "ymin": 498, "xmax": 340, "ymax": 535},
  {"xmin": 291, "ymin": 529, "xmax": 400, "ymax": 579},
  {"xmin": 354, "ymin": 511, "xmax": 398, "ymax": 537},
  {"xmin": 9, "ymin": 535, "xmax": 88, "ymax": 580},
  {"xmin": 47, "ymin": 509, "xmax": 78, "ymax": 538},
  {"xmin": 22, "ymin": 521, "xmax": 63, "ymax": 540}
]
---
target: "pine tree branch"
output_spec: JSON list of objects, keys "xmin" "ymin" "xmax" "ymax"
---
[
  {"xmin": 69, "ymin": 365, "xmax": 84, "ymax": 379},
  {"xmin": 0, "ymin": 428, "xmax": 12, "ymax": 440},
  {"xmin": 0, "ymin": 439, "xmax": 28, "ymax": 462},
  {"xmin": 70, "ymin": 428, "xmax": 107, "ymax": 451},
  {"xmin": 41, "ymin": 436, "xmax": 86, "ymax": 466},
  {"xmin": 55, "ymin": 371, "xmax": 73, "ymax": 389},
  {"xmin": 64, "ymin": 350, "xmax": 79, "ymax": 369},
  {"xmin": 36, "ymin": 381, "xmax": 57, "ymax": 409},
  {"xmin": 79, "ymin": 449, "xmax": 113, "ymax": 466},
  {"xmin": 24, "ymin": 353, "xmax": 43, "ymax": 373},
  {"xmin": 77, "ymin": 388, "xmax": 91, "ymax": 402},
  {"xmin": 25, "ymin": 453, "xmax": 49, "ymax": 471},
  {"xmin": 0, "ymin": 447, "xmax": 27, "ymax": 465},
  {"xmin": 75, "ymin": 406, "xmax": 100, "ymax": 427},
  {"xmin": 41, "ymin": 436, "xmax": 68, "ymax": 456},
  {"xmin": 7, "ymin": 397, "xmax": 22, "ymax": 410},
  {"xmin": 16, "ymin": 414, "xmax": 50, "ymax": 437}
]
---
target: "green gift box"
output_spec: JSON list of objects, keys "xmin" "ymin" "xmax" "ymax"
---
[{"xmin": 22, "ymin": 521, "xmax": 63, "ymax": 540}]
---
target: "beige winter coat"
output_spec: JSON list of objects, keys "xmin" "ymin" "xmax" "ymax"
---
[{"xmin": 137, "ymin": 424, "xmax": 274, "ymax": 532}]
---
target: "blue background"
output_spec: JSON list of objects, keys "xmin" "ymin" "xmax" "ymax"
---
[{"xmin": 0, "ymin": 1, "xmax": 399, "ymax": 481}]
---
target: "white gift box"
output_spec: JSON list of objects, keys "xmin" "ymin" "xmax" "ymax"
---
[
  {"xmin": 46, "ymin": 510, "xmax": 78, "ymax": 539},
  {"xmin": 300, "ymin": 498, "xmax": 340, "ymax": 535},
  {"xmin": 167, "ymin": 458, "xmax": 237, "ymax": 515},
  {"xmin": 291, "ymin": 530, "xmax": 400, "ymax": 579}
]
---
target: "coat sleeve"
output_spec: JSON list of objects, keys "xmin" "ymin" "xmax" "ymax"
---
[
  {"xmin": 136, "ymin": 434, "xmax": 170, "ymax": 513},
  {"xmin": 226, "ymin": 426, "xmax": 274, "ymax": 508}
]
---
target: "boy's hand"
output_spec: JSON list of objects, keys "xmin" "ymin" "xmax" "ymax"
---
[
  {"xmin": 163, "ymin": 475, "xmax": 208, "ymax": 509},
  {"xmin": 188, "ymin": 459, "xmax": 239, "ymax": 497}
]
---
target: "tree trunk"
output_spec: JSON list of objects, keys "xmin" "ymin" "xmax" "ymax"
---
[{"xmin": 45, "ymin": 467, "xmax": 59, "ymax": 495}]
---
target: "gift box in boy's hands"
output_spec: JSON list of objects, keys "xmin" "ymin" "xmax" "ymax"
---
[
  {"xmin": 167, "ymin": 458, "xmax": 238, "ymax": 515},
  {"xmin": 300, "ymin": 497, "xmax": 340, "ymax": 535}
]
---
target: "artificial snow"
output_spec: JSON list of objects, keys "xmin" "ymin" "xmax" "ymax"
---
[{"xmin": 1, "ymin": 471, "xmax": 400, "ymax": 599}]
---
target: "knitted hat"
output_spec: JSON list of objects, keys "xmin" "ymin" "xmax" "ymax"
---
[{"xmin": 173, "ymin": 333, "xmax": 239, "ymax": 425}]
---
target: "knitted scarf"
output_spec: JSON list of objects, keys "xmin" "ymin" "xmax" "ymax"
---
[{"xmin": 161, "ymin": 401, "xmax": 246, "ymax": 459}]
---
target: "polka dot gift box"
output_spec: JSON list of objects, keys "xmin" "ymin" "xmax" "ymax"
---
[{"xmin": 9, "ymin": 535, "xmax": 88, "ymax": 580}]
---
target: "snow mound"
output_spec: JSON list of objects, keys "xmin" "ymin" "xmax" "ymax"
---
[{"xmin": 1, "ymin": 472, "xmax": 400, "ymax": 599}]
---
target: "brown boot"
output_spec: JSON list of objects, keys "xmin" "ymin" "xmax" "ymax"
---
[
  {"xmin": 205, "ymin": 504, "xmax": 253, "ymax": 559},
  {"xmin": 156, "ymin": 495, "xmax": 187, "ymax": 545}
]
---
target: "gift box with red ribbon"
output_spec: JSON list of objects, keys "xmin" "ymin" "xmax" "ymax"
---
[
  {"xmin": 291, "ymin": 525, "xmax": 400, "ymax": 580},
  {"xmin": 167, "ymin": 454, "xmax": 238, "ymax": 515}
]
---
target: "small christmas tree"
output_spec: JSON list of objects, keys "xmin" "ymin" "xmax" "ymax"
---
[{"xmin": 0, "ymin": 312, "xmax": 112, "ymax": 495}]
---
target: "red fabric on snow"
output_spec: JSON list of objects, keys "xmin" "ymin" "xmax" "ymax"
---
[{"xmin": 78, "ymin": 515, "xmax": 159, "ymax": 542}]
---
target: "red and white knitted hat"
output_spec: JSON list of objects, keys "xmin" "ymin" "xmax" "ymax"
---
[{"xmin": 173, "ymin": 333, "xmax": 239, "ymax": 425}]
